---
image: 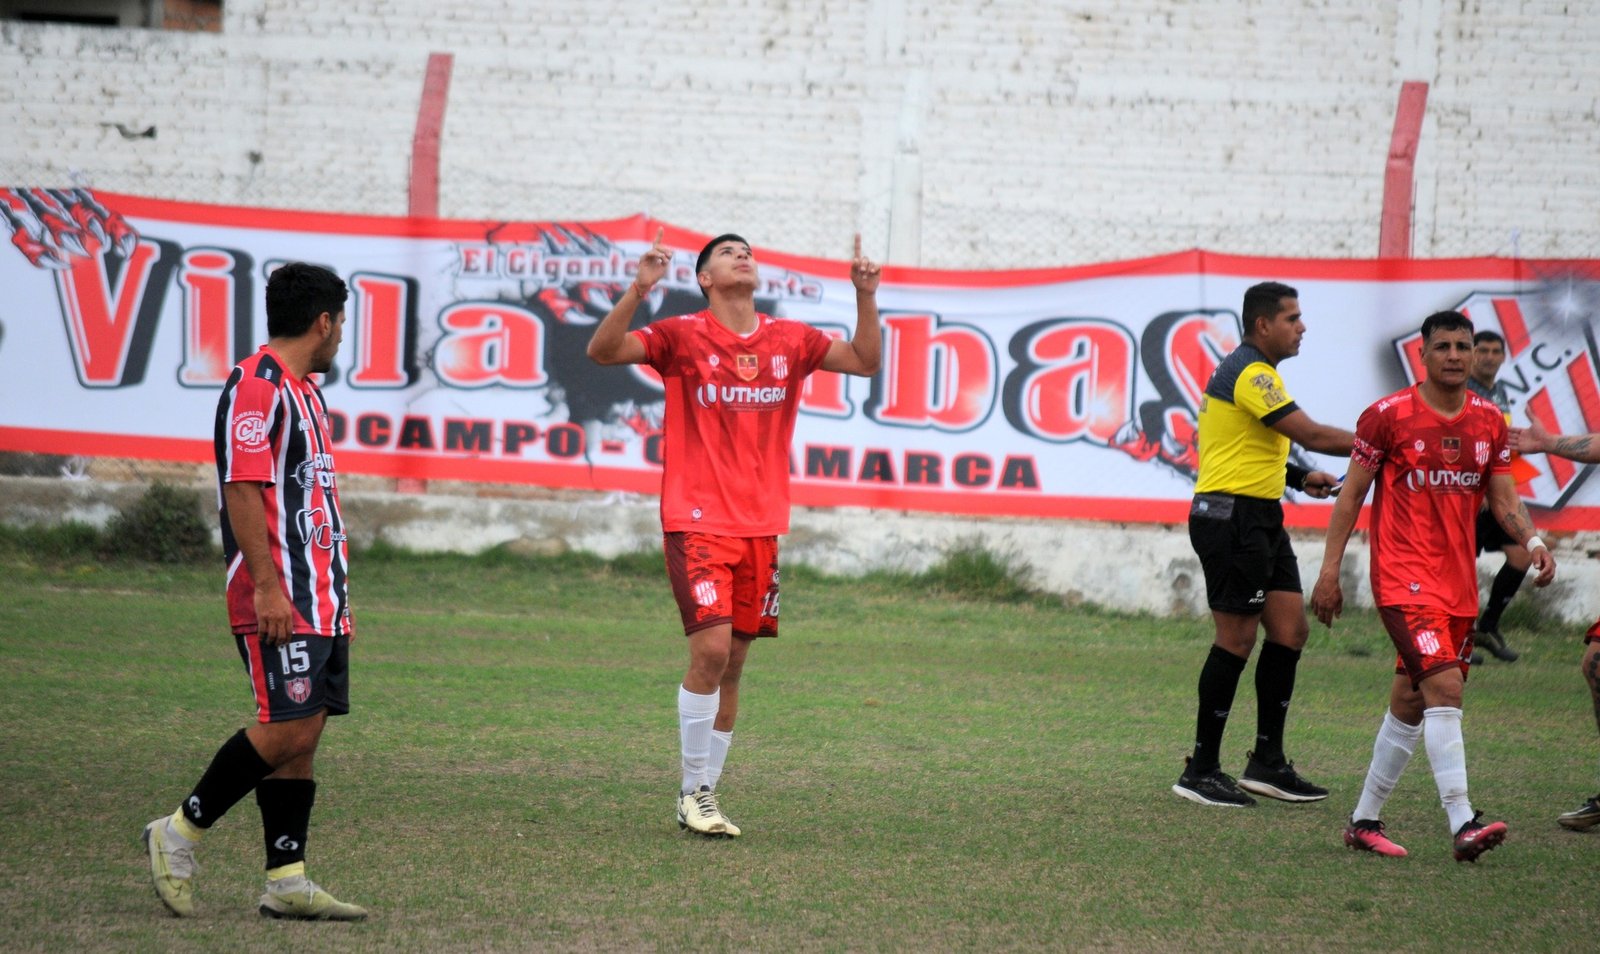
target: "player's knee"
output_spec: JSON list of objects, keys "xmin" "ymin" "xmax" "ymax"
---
[
  {"xmin": 691, "ymin": 648, "xmax": 731, "ymax": 681},
  {"xmin": 1216, "ymin": 631, "xmax": 1256, "ymax": 656}
]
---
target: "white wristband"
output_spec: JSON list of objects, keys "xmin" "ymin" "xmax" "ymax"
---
[{"xmin": 1526, "ymin": 535, "xmax": 1546, "ymax": 552}]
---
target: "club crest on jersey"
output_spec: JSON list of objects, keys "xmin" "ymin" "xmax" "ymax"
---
[
  {"xmin": 772, "ymin": 355, "xmax": 788, "ymax": 379},
  {"xmin": 285, "ymin": 677, "xmax": 312, "ymax": 704},
  {"xmin": 736, "ymin": 354, "xmax": 759, "ymax": 381},
  {"xmin": 1441, "ymin": 436, "xmax": 1460, "ymax": 463},
  {"xmin": 233, "ymin": 411, "xmax": 269, "ymax": 449},
  {"xmin": 1476, "ymin": 441, "xmax": 1490, "ymax": 467}
]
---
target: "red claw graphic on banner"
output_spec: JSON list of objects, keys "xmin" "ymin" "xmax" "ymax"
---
[{"xmin": 0, "ymin": 188, "xmax": 139, "ymax": 269}]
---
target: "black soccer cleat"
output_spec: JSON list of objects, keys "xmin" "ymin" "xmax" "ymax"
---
[
  {"xmin": 1473, "ymin": 626, "xmax": 1520, "ymax": 663},
  {"xmin": 1557, "ymin": 795, "xmax": 1600, "ymax": 831},
  {"xmin": 1172, "ymin": 757, "xmax": 1257, "ymax": 807},
  {"xmin": 1238, "ymin": 751, "xmax": 1329, "ymax": 802}
]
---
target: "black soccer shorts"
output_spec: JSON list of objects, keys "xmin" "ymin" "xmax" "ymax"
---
[
  {"xmin": 1188, "ymin": 492, "xmax": 1301, "ymax": 615},
  {"xmin": 234, "ymin": 632, "xmax": 350, "ymax": 723},
  {"xmin": 1474, "ymin": 506, "xmax": 1514, "ymax": 555}
]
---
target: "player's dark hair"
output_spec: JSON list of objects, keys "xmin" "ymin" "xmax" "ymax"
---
[
  {"xmin": 1422, "ymin": 310, "xmax": 1474, "ymax": 342},
  {"xmin": 1241, "ymin": 281, "xmax": 1298, "ymax": 338},
  {"xmin": 1473, "ymin": 329, "xmax": 1505, "ymax": 347},
  {"xmin": 266, "ymin": 262, "xmax": 348, "ymax": 338},
  {"xmin": 695, "ymin": 233, "xmax": 749, "ymax": 298}
]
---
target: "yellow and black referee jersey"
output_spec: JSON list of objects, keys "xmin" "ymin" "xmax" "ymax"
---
[{"xmin": 1194, "ymin": 343, "xmax": 1299, "ymax": 499}]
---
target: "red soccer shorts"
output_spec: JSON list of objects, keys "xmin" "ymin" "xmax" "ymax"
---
[
  {"xmin": 1380, "ymin": 606, "xmax": 1475, "ymax": 688},
  {"xmin": 663, "ymin": 532, "xmax": 781, "ymax": 638},
  {"xmin": 1585, "ymin": 618, "xmax": 1600, "ymax": 644}
]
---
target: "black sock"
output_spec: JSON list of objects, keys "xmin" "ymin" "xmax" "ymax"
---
[
  {"xmin": 257, "ymin": 778, "xmax": 316, "ymax": 871},
  {"xmin": 1478, "ymin": 562, "xmax": 1526, "ymax": 632},
  {"xmin": 1253, "ymin": 642, "xmax": 1302, "ymax": 766},
  {"xmin": 182, "ymin": 729, "xmax": 273, "ymax": 830},
  {"xmin": 1190, "ymin": 645, "xmax": 1248, "ymax": 775}
]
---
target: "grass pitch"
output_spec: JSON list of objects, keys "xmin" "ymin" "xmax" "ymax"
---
[{"xmin": 2, "ymin": 533, "xmax": 1598, "ymax": 952}]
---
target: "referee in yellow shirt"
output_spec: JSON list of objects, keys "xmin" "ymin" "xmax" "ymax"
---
[{"xmin": 1174, "ymin": 281, "xmax": 1355, "ymax": 807}]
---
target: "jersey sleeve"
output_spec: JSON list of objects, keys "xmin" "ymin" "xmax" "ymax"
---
[
  {"xmin": 633, "ymin": 318, "xmax": 677, "ymax": 374},
  {"xmin": 221, "ymin": 373, "xmax": 281, "ymax": 484},
  {"xmin": 1489, "ymin": 411, "xmax": 1512, "ymax": 475},
  {"xmin": 1351, "ymin": 402, "xmax": 1389, "ymax": 474},
  {"xmin": 1231, "ymin": 362, "xmax": 1300, "ymax": 427},
  {"xmin": 799, "ymin": 321, "xmax": 833, "ymax": 376}
]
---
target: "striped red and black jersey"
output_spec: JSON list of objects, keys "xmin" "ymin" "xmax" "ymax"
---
[{"xmin": 214, "ymin": 346, "xmax": 352, "ymax": 637}]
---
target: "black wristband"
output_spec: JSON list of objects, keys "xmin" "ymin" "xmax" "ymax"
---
[{"xmin": 1286, "ymin": 463, "xmax": 1310, "ymax": 492}]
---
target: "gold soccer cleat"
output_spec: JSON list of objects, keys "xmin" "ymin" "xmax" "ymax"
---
[
  {"xmin": 258, "ymin": 874, "xmax": 369, "ymax": 921},
  {"xmin": 142, "ymin": 817, "xmax": 198, "ymax": 917}
]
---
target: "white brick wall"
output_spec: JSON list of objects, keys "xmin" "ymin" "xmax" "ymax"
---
[{"xmin": 1, "ymin": 0, "xmax": 1596, "ymax": 266}]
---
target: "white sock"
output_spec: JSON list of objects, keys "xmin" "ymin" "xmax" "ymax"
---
[
  {"xmin": 1353, "ymin": 710, "xmax": 1424, "ymax": 822},
  {"xmin": 707, "ymin": 729, "xmax": 734, "ymax": 791},
  {"xmin": 678, "ymin": 685, "xmax": 720, "ymax": 795},
  {"xmin": 1422, "ymin": 706, "xmax": 1474, "ymax": 833}
]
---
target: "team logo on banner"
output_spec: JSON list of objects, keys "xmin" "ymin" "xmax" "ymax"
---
[
  {"xmin": 1393, "ymin": 280, "xmax": 1600, "ymax": 508},
  {"xmin": 736, "ymin": 354, "xmax": 759, "ymax": 381},
  {"xmin": 1441, "ymin": 436, "xmax": 1460, "ymax": 463}
]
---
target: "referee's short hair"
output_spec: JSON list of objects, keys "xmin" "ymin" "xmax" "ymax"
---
[
  {"xmin": 1421, "ymin": 310, "xmax": 1474, "ymax": 342},
  {"xmin": 1241, "ymin": 281, "xmax": 1298, "ymax": 336},
  {"xmin": 1473, "ymin": 329, "xmax": 1506, "ymax": 347}
]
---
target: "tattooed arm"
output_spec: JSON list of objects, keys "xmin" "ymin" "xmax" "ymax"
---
[
  {"xmin": 1512, "ymin": 419, "xmax": 1600, "ymax": 463},
  {"xmin": 1486, "ymin": 473, "xmax": 1556, "ymax": 586}
]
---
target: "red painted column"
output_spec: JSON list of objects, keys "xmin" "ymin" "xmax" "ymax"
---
[
  {"xmin": 409, "ymin": 52, "xmax": 453, "ymax": 218},
  {"xmin": 399, "ymin": 52, "xmax": 454, "ymax": 494},
  {"xmin": 1378, "ymin": 81, "xmax": 1429, "ymax": 258}
]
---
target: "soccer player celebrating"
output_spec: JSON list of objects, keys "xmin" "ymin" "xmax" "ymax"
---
[
  {"xmin": 1312, "ymin": 310, "xmax": 1554, "ymax": 862},
  {"xmin": 1175, "ymin": 281, "xmax": 1353, "ymax": 807},
  {"xmin": 587, "ymin": 229, "xmax": 881, "ymax": 836},
  {"xmin": 1510, "ymin": 417, "xmax": 1600, "ymax": 830},
  {"xmin": 142, "ymin": 263, "xmax": 367, "ymax": 919}
]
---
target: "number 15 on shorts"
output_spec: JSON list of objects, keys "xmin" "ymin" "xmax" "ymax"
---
[{"xmin": 278, "ymin": 640, "xmax": 310, "ymax": 674}]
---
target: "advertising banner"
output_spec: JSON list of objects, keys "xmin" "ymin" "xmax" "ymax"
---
[{"xmin": 3, "ymin": 188, "xmax": 1598, "ymax": 526}]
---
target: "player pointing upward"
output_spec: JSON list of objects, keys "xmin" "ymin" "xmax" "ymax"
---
[{"xmin": 588, "ymin": 229, "xmax": 881, "ymax": 836}]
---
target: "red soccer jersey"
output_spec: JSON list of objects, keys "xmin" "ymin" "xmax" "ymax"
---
[
  {"xmin": 1352, "ymin": 385, "xmax": 1511, "ymax": 614},
  {"xmin": 214, "ymin": 346, "xmax": 352, "ymax": 637},
  {"xmin": 634, "ymin": 310, "xmax": 832, "ymax": 536}
]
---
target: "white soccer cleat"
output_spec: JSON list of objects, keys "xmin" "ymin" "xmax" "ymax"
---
[
  {"xmin": 714, "ymin": 796, "xmax": 742, "ymax": 838},
  {"xmin": 677, "ymin": 786, "xmax": 728, "ymax": 836}
]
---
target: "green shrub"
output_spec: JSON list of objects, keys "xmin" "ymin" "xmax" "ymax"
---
[
  {"xmin": 916, "ymin": 540, "xmax": 1042, "ymax": 604},
  {"xmin": 101, "ymin": 482, "xmax": 216, "ymax": 563},
  {"xmin": 0, "ymin": 521, "xmax": 104, "ymax": 560}
]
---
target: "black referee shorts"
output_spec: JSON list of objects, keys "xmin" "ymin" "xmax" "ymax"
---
[
  {"xmin": 1475, "ymin": 506, "xmax": 1514, "ymax": 554},
  {"xmin": 1188, "ymin": 492, "xmax": 1301, "ymax": 615}
]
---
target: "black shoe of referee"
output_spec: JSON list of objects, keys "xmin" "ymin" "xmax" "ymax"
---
[
  {"xmin": 1238, "ymin": 751, "xmax": 1329, "ymax": 802},
  {"xmin": 1172, "ymin": 757, "xmax": 1256, "ymax": 807}
]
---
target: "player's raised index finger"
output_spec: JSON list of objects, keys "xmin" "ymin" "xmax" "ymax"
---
[
  {"xmin": 653, "ymin": 226, "xmax": 665, "ymax": 249},
  {"xmin": 853, "ymin": 233, "xmax": 862, "ymax": 260}
]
